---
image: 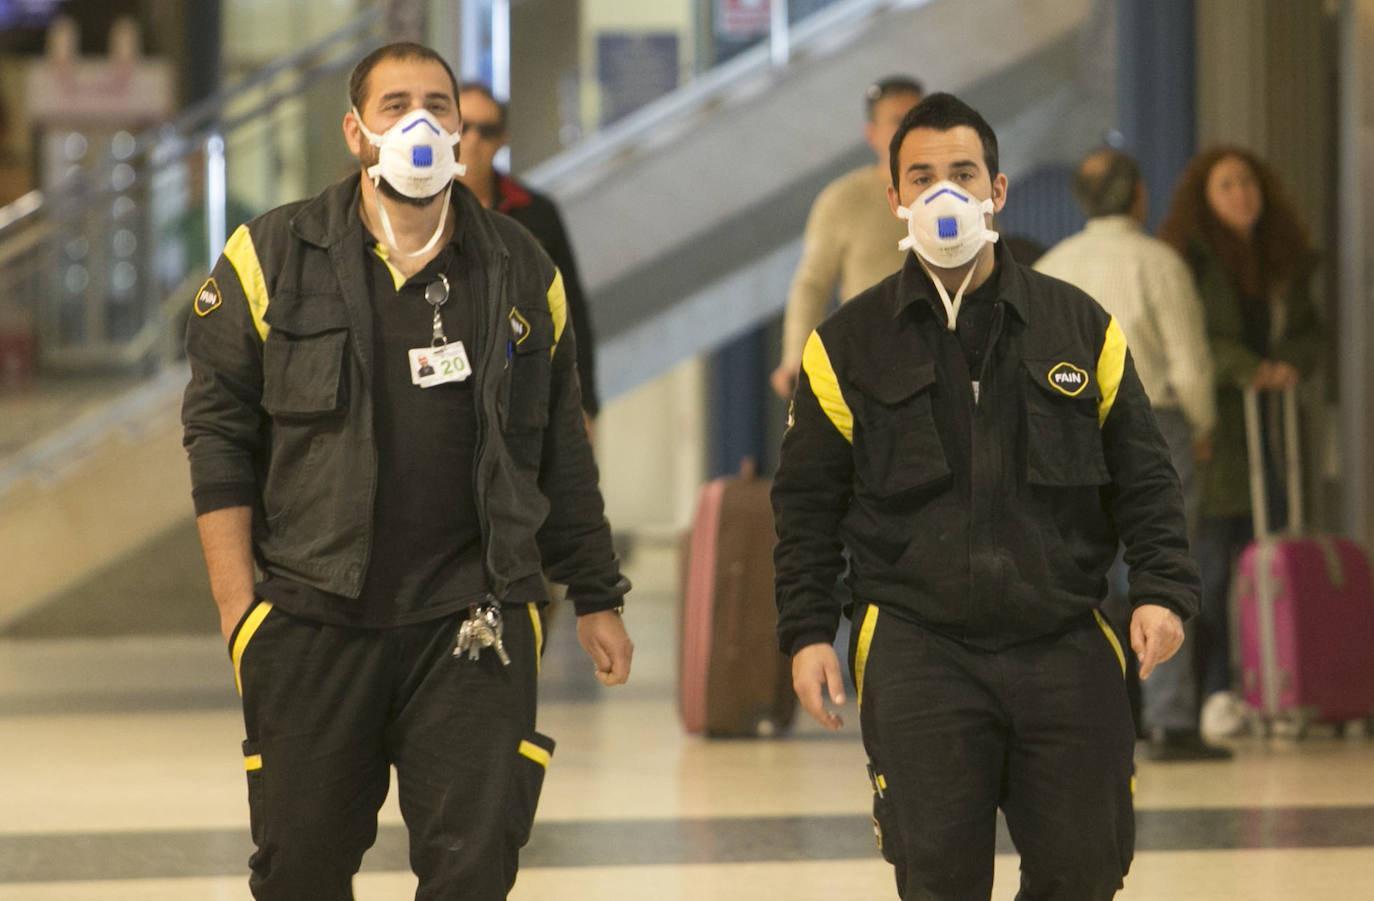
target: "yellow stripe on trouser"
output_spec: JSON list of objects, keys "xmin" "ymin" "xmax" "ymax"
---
[
  {"xmin": 547, "ymin": 269, "xmax": 567, "ymax": 360},
  {"xmin": 1092, "ymin": 609, "xmax": 1126, "ymax": 676},
  {"xmin": 244, "ymin": 754, "xmax": 263, "ymax": 772},
  {"xmin": 518, "ymin": 740, "xmax": 552, "ymax": 768},
  {"xmin": 231, "ymin": 601, "xmax": 274, "ymax": 696},
  {"xmin": 528, "ymin": 603, "xmax": 543, "ymax": 675},
  {"xmin": 222, "ymin": 224, "xmax": 272, "ymax": 341},
  {"xmin": 854, "ymin": 605, "xmax": 879, "ymax": 709},
  {"xmin": 800, "ymin": 331, "xmax": 854, "ymax": 443},
  {"xmin": 1096, "ymin": 316, "xmax": 1127, "ymax": 426}
]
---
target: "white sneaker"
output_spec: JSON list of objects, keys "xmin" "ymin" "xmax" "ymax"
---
[{"xmin": 1200, "ymin": 690, "xmax": 1248, "ymax": 739}]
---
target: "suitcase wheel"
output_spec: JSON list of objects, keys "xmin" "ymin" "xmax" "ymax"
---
[{"xmin": 749, "ymin": 708, "xmax": 783, "ymax": 738}]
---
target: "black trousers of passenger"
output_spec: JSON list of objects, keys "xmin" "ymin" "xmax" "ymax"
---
[
  {"xmin": 851, "ymin": 605, "xmax": 1136, "ymax": 901},
  {"xmin": 230, "ymin": 601, "xmax": 548, "ymax": 901}
]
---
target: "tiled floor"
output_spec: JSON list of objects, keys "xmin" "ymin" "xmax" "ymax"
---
[{"xmin": 3, "ymin": 545, "xmax": 1374, "ymax": 900}]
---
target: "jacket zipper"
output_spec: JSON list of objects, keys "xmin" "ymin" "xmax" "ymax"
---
[{"xmin": 473, "ymin": 254, "xmax": 510, "ymax": 600}]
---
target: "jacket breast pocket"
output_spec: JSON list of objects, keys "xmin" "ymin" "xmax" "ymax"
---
[
  {"xmin": 502, "ymin": 305, "xmax": 555, "ymax": 431},
  {"xmin": 853, "ymin": 361, "xmax": 950, "ymax": 498},
  {"xmin": 261, "ymin": 298, "xmax": 350, "ymax": 417},
  {"xmin": 1023, "ymin": 359, "xmax": 1110, "ymax": 487}
]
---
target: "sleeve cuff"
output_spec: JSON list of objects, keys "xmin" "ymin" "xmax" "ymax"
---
[
  {"xmin": 192, "ymin": 482, "xmax": 257, "ymax": 516},
  {"xmin": 786, "ymin": 630, "xmax": 833, "ymax": 657}
]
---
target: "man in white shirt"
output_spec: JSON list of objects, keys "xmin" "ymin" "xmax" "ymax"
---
[
  {"xmin": 769, "ymin": 76, "xmax": 923, "ymax": 400},
  {"xmin": 1037, "ymin": 148, "xmax": 1227, "ymax": 761}
]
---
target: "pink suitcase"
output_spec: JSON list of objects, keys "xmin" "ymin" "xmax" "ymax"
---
[
  {"xmin": 678, "ymin": 467, "xmax": 796, "ymax": 737},
  {"xmin": 1235, "ymin": 388, "xmax": 1374, "ymax": 731}
]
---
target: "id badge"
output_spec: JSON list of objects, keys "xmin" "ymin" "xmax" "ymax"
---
[{"xmin": 409, "ymin": 341, "xmax": 472, "ymax": 388}]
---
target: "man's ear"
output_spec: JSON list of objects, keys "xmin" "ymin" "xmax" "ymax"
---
[
  {"xmin": 991, "ymin": 172, "xmax": 1008, "ymax": 213},
  {"xmin": 342, "ymin": 110, "xmax": 364, "ymax": 158},
  {"xmin": 887, "ymin": 183, "xmax": 902, "ymax": 217}
]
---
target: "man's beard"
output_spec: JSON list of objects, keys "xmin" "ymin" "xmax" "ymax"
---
[{"xmin": 360, "ymin": 145, "xmax": 452, "ymax": 208}]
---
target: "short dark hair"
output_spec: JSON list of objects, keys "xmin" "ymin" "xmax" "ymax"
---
[
  {"xmin": 865, "ymin": 75, "xmax": 923, "ymax": 120},
  {"xmin": 348, "ymin": 42, "xmax": 460, "ymax": 111},
  {"xmin": 458, "ymin": 81, "xmax": 508, "ymax": 132},
  {"xmin": 888, "ymin": 92, "xmax": 999, "ymax": 190},
  {"xmin": 1073, "ymin": 148, "xmax": 1141, "ymax": 218}
]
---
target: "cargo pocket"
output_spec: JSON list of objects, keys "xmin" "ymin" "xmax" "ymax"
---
[
  {"xmin": 506, "ymin": 732, "xmax": 556, "ymax": 855},
  {"xmin": 1023, "ymin": 359, "xmax": 1110, "ymax": 487},
  {"xmin": 242, "ymin": 739, "xmax": 267, "ymax": 850},
  {"xmin": 867, "ymin": 762, "xmax": 902, "ymax": 866},
  {"xmin": 261, "ymin": 299, "xmax": 351, "ymax": 418},
  {"xmin": 852, "ymin": 361, "xmax": 950, "ymax": 498},
  {"xmin": 502, "ymin": 305, "xmax": 555, "ymax": 431}
]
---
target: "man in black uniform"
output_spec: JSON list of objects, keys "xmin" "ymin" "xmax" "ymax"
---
[
  {"xmin": 182, "ymin": 42, "xmax": 633, "ymax": 900},
  {"xmin": 772, "ymin": 93, "xmax": 1199, "ymax": 899},
  {"xmin": 456, "ymin": 81, "xmax": 600, "ymax": 430}
]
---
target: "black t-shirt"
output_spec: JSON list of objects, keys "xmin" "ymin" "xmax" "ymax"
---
[
  {"xmin": 257, "ymin": 224, "xmax": 489, "ymax": 627},
  {"xmin": 914, "ymin": 260, "xmax": 1004, "ymax": 380}
]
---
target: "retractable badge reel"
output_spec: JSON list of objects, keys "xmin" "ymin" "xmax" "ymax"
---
[{"xmin": 408, "ymin": 273, "xmax": 472, "ymax": 387}]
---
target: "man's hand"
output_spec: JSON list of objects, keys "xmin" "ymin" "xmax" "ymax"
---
[
  {"xmin": 577, "ymin": 610, "xmax": 633, "ymax": 686},
  {"xmin": 770, "ymin": 363, "xmax": 800, "ymax": 400},
  {"xmin": 1267, "ymin": 361, "xmax": 1299, "ymax": 389},
  {"xmin": 791, "ymin": 642, "xmax": 845, "ymax": 730},
  {"xmin": 1130, "ymin": 604, "xmax": 1184, "ymax": 680},
  {"xmin": 218, "ymin": 595, "xmax": 256, "ymax": 645},
  {"xmin": 1193, "ymin": 433, "xmax": 1213, "ymax": 463}
]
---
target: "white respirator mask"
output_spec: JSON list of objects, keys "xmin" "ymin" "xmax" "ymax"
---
[
  {"xmin": 353, "ymin": 107, "xmax": 466, "ymax": 257},
  {"xmin": 895, "ymin": 180, "xmax": 1000, "ymax": 330}
]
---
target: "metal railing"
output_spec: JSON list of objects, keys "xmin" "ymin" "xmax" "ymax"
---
[{"xmin": 0, "ymin": 7, "xmax": 384, "ymax": 379}]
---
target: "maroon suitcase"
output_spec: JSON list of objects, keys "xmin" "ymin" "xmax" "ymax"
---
[
  {"xmin": 1235, "ymin": 387, "xmax": 1374, "ymax": 734},
  {"xmin": 679, "ymin": 468, "xmax": 796, "ymax": 737}
]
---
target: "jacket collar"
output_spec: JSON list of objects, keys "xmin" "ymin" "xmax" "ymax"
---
[
  {"xmin": 289, "ymin": 173, "xmax": 510, "ymax": 262},
  {"xmin": 892, "ymin": 239, "xmax": 1030, "ymax": 326}
]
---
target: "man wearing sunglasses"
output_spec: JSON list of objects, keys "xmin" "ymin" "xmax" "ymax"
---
[{"xmin": 457, "ymin": 82, "xmax": 600, "ymax": 435}]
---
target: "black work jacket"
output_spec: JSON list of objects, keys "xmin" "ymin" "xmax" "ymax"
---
[
  {"xmin": 182, "ymin": 176, "xmax": 627, "ymax": 614},
  {"xmin": 773, "ymin": 243, "xmax": 1199, "ymax": 654},
  {"xmin": 494, "ymin": 173, "xmax": 600, "ymax": 417}
]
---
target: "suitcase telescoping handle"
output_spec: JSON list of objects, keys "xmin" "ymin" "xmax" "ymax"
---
[
  {"xmin": 1241, "ymin": 385, "xmax": 1302, "ymax": 541},
  {"xmin": 1241, "ymin": 385, "xmax": 1302, "ymax": 720}
]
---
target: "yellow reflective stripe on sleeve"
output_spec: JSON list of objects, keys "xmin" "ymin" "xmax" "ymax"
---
[
  {"xmin": 1093, "ymin": 609, "xmax": 1126, "ymax": 677},
  {"xmin": 244, "ymin": 754, "xmax": 263, "ymax": 772},
  {"xmin": 801, "ymin": 331, "xmax": 853, "ymax": 443},
  {"xmin": 854, "ymin": 605, "xmax": 879, "ymax": 709},
  {"xmin": 223, "ymin": 224, "xmax": 271, "ymax": 341},
  {"xmin": 231, "ymin": 601, "xmax": 274, "ymax": 696},
  {"xmin": 547, "ymin": 269, "xmax": 567, "ymax": 360},
  {"xmin": 369, "ymin": 243, "xmax": 406, "ymax": 290},
  {"xmin": 528, "ymin": 602, "xmax": 543, "ymax": 676},
  {"xmin": 1096, "ymin": 316, "xmax": 1127, "ymax": 427},
  {"xmin": 518, "ymin": 739, "xmax": 552, "ymax": 769}
]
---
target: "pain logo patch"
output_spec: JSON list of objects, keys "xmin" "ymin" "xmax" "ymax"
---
[
  {"xmin": 193, "ymin": 278, "xmax": 222, "ymax": 317},
  {"xmin": 1046, "ymin": 362, "xmax": 1089, "ymax": 396},
  {"xmin": 508, "ymin": 308, "xmax": 531, "ymax": 346}
]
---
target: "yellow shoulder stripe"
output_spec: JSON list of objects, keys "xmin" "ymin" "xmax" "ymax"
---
[
  {"xmin": 547, "ymin": 268, "xmax": 567, "ymax": 360},
  {"xmin": 801, "ymin": 331, "xmax": 853, "ymax": 443},
  {"xmin": 1096, "ymin": 316, "xmax": 1127, "ymax": 427},
  {"xmin": 223, "ymin": 224, "xmax": 271, "ymax": 341}
]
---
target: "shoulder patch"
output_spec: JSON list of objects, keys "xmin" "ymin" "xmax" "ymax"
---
[
  {"xmin": 509, "ymin": 307, "xmax": 531, "ymax": 345},
  {"xmin": 193, "ymin": 277, "xmax": 222, "ymax": 317},
  {"xmin": 1047, "ymin": 362, "xmax": 1089, "ymax": 396}
]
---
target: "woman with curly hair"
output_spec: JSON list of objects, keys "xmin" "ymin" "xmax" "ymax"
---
[{"xmin": 1158, "ymin": 147, "xmax": 1325, "ymax": 736}]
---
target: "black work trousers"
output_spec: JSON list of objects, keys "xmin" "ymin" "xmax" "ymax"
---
[
  {"xmin": 228, "ymin": 600, "xmax": 552, "ymax": 900},
  {"xmin": 850, "ymin": 603, "xmax": 1136, "ymax": 901}
]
